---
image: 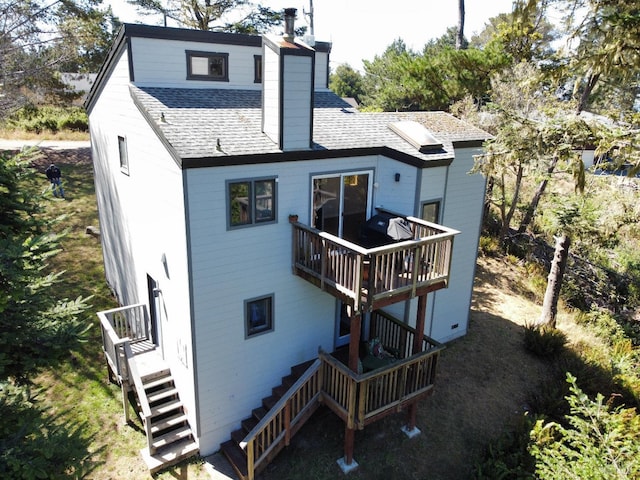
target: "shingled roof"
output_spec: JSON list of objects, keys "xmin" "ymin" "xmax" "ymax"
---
[{"xmin": 130, "ymin": 85, "xmax": 490, "ymax": 168}]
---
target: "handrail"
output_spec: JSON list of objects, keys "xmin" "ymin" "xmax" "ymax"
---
[
  {"xmin": 240, "ymin": 359, "xmax": 322, "ymax": 478},
  {"xmin": 123, "ymin": 342, "xmax": 154, "ymax": 453},
  {"xmin": 97, "ymin": 310, "xmax": 130, "ymax": 381}
]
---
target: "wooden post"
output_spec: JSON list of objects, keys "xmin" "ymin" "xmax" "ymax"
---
[
  {"xmin": 413, "ymin": 294, "xmax": 427, "ymax": 355},
  {"xmin": 344, "ymin": 426, "xmax": 355, "ymax": 465},
  {"xmin": 348, "ymin": 309, "xmax": 361, "ymax": 373},
  {"xmin": 407, "ymin": 294, "xmax": 427, "ymax": 432}
]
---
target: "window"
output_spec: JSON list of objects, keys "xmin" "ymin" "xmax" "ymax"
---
[
  {"xmin": 118, "ymin": 136, "xmax": 129, "ymax": 174},
  {"xmin": 421, "ymin": 200, "xmax": 440, "ymax": 224},
  {"xmin": 245, "ymin": 295, "xmax": 274, "ymax": 337},
  {"xmin": 186, "ymin": 50, "xmax": 229, "ymax": 81},
  {"xmin": 254, "ymin": 55, "xmax": 262, "ymax": 83},
  {"xmin": 228, "ymin": 178, "xmax": 276, "ymax": 228}
]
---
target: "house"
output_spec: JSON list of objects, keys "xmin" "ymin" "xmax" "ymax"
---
[{"xmin": 86, "ymin": 10, "xmax": 489, "ymax": 478}]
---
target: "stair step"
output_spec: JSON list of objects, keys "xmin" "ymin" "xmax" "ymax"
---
[
  {"xmin": 281, "ymin": 374, "xmax": 296, "ymax": 389},
  {"xmin": 142, "ymin": 438, "xmax": 199, "ymax": 475},
  {"xmin": 231, "ymin": 428, "xmax": 246, "ymax": 445},
  {"xmin": 262, "ymin": 394, "xmax": 278, "ymax": 411},
  {"xmin": 272, "ymin": 384, "xmax": 288, "ymax": 398},
  {"xmin": 241, "ymin": 416, "xmax": 258, "ymax": 433},
  {"xmin": 141, "ymin": 369, "xmax": 171, "ymax": 385},
  {"xmin": 150, "ymin": 413, "xmax": 188, "ymax": 434},
  {"xmin": 291, "ymin": 360, "xmax": 314, "ymax": 378},
  {"xmin": 150, "ymin": 399, "xmax": 183, "ymax": 417},
  {"xmin": 151, "ymin": 425, "xmax": 192, "ymax": 449},
  {"xmin": 221, "ymin": 440, "xmax": 248, "ymax": 479},
  {"xmin": 147, "ymin": 387, "xmax": 178, "ymax": 404},
  {"xmin": 143, "ymin": 374, "xmax": 174, "ymax": 391},
  {"xmin": 252, "ymin": 406, "xmax": 268, "ymax": 420}
]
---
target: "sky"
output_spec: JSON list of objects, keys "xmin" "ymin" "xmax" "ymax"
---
[{"xmin": 105, "ymin": 0, "xmax": 517, "ymax": 71}]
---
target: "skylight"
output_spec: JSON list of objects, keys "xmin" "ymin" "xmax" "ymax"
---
[{"xmin": 389, "ymin": 121, "xmax": 443, "ymax": 153}]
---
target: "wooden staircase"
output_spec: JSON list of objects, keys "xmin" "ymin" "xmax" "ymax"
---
[
  {"xmin": 138, "ymin": 368, "xmax": 199, "ymax": 474},
  {"xmin": 221, "ymin": 360, "xmax": 321, "ymax": 480}
]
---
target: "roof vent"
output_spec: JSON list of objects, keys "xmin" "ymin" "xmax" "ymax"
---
[
  {"xmin": 389, "ymin": 120, "xmax": 443, "ymax": 153},
  {"xmin": 283, "ymin": 8, "xmax": 297, "ymax": 42}
]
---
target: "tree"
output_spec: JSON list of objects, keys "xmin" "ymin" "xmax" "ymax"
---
[
  {"xmin": 456, "ymin": 0, "xmax": 467, "ymax": 50},
  {"xmin": 329, "ymin": 64, "xmax": 364, "ymax": 104},
  {"xmin": 127, "ymin": 0, "xmax": 307, "ymax": 35},
  {"xmin": 538, "ymin": 234, "xmax": 571, "ymax": 328},
  {"xmin": 553, "ymin": 0, "xmax": 640, "ymax": 113},
  {"xmin": 0, "ymin": 149, "xmax": 92, "ymax": 477},
  {"xmin": 0, "ymin": 0, "xmax": 116, "ymax": 117}
]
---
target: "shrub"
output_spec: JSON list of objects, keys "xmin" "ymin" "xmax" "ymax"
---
[
  {"xmin": 479, "ymin": 235, "xmax": 500, "ymax": 257},
  {"xmin": 530, "ymin": 373, "xmax": 640, "ymax": 480},
  {"xmin": 524, "ymin": 325, "xmax": 567, "ymax": 358}
]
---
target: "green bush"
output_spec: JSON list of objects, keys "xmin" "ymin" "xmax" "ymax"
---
[
  {"xmin": 530, "ymin": 373, "xmax": 640, "ymax": 480},
  {"xmin": 3, "ymin": 105, "xmax": 88, "ymax": 133},
  {"xmin": 524, "ymin": 325, "xmax": 567, "ymax": 358},
  {"xmin": 479, "ymin": 235, "xmax": 500, "ymax": 256}
]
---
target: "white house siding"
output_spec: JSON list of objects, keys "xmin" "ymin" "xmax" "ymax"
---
[
  {"xmin": 282, "ymin": 55, "xmax": 313, "ymax": 150},
  {"xmin": 429, "ymin": 147, "xmax": 486, "ymax": 343},
  {"xmin": 403, "ymin": 166, "xmax": 448, "ymax": 333},
  {"xmin": 89, "ymin": 48, "xmax": 198, "ymax": 435},
  {"xmin": 130, "ymin": 37, "xmax": 262, "ymax": 89},
  {"xmin": 185, "ymin": 154, "xmax": 408, "ymax": 455},
  {"xmin": 262, "ymin": 46, "xmax": 280, "ymax": 145},
  {"xmin": 314, "ymin": 51, "xmax": 329, "ymax": 89}
]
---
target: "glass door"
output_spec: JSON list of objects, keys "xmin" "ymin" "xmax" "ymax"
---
[
  {"xmin": 311, "ymin": 171, "xmax": 372, "ymax": 348},
  {"xmin": 311, "ymin": 171, "xmax": 372, "ymax": 242}
]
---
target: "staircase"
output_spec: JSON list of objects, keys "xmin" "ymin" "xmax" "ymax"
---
[
  {"xmin": 138, "ymin": 368, "xmax": 199, "ymax": 474},
  {"xmin": 221, "ymin": 360, "xmax": 321, "ymax": 480}
]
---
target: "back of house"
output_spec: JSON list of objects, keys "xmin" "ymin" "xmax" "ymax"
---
[{"xmin": 86, "ymin": 13, "xmax": 489, "ymax": 472}]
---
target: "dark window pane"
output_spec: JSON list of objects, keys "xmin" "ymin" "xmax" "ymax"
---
[
  {"xmin": 422, "ymin": 201, "xmax": 440, "ymax": 223},
  {"xmin": 255, "ymin": 179, "xmax": 275, "ymax": 222},
  {"xmin": 247, "ymin": 296, "xmax": 272, "ymax": 336},
  {"xmin": 230, "ymin": 182, "xmax": 251, "ymax": 226}
]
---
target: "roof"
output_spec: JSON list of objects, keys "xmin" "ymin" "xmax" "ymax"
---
[{"xmin": 130, "ymin": 86, "xmax": 490, "ymax": 169}]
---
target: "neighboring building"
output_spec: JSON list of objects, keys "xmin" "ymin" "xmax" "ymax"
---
[
  {"xmin": 86, "ymin": 11, "xmax": 489, "ymax": 478},
  {"xmin": 60, "ymin": 72, "xmax": 97, "ymax": 104}
]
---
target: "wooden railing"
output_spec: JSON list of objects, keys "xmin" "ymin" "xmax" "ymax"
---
[
  {"xmin": 124, "ymin": 342, "xmax": 154, "ymax": 454},
  {"xmin": 292, "ymin": 216, "xmax": 458, "ymax": 311},
  {"xmin": 97, "ymin": 303, "xmax": 149, "ymax": 384},
  {"xmin": 318, "ymin": 315, "xmax": 444, "ymax": 430},
  {"xmin": 241, "ymin": 359, "xmax": 323, "ymax": 480}
]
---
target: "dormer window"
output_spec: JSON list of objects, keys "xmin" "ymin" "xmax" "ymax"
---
[{"xmin": 186, "ymin": 50, "xmax": 229, "ymax": 81}]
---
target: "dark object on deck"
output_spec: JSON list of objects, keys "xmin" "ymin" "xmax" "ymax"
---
[{"xmin": 359, "ymin": 212, "xmax": 412, "ymax": 247}]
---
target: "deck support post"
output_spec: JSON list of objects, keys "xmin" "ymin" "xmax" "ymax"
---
[
  {"xmin": 406, "ymin": 294, "xmax": 428, "ymax": 432},
  {"xmin": 348, "ymin": 309, "xmax": 361, "ymax": 373},
  {"xmin": 337, "ymin": 427, "xmax": 359, "ymax": 473}
]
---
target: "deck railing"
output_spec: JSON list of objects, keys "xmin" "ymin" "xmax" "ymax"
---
[
  {"xmin": 97, "ymin": 303, "xmax": 149, "ymax": 383},
  {"xmin": 319, "ymin": 314, "xmax": 444, "ymax": 430},
  {"xmin": 241, "ymin": 359, "xmax": 323, "ymax": 479},
  {"xmin": 292, "ymin": 216, "xmax": 459, "ymax": 311}
]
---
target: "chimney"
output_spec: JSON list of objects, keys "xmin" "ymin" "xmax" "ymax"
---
[
  {"xmin": 261, "ymin": 8, "xmax": 315, "ymax": 151},
  {"xmin": 283, "ymin": 8, "xmax": 297, "ymax": 42}
]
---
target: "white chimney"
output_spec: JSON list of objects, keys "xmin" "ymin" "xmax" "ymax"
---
[{"xmin": 261, "ymin": 8, "xmax": 315, "ymax": 151}]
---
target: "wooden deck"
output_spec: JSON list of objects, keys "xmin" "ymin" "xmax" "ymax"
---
[{"xmin": 291, "ymin": 215, "xmax": 458, "ymax": 311}]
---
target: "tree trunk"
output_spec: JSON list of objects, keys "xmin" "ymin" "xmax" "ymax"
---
[
  {"xmin": 518, "ymin": 155, "xmax": 558, "ymax": 234},
  {"xmin": 538, "ymin": 234, "xmax": 570, "ymax": 328},
  {"xmin": 483, "ymin": 175, "xmax": 494, "ymax": 223},
  {"xmin": 576, "ymin": 72, "xmax": 600, "ymax": 114},
  {"xmin": 499, "ymin": 164, "xmax": 524, "ymax": 241},
  {"xmin": 456, "ymin": 0, "xmax": 466, "ymax": 50}
]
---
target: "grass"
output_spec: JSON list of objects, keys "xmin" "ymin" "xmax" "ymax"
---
[
  {"xmin": 0, "ymin": 128, "xmax": 89, "ymax": 141},
  {"xmin": 29, "ymin": 148, "xmax": 210, "ymax": 479},
  {"xmin": 27, "ymin": 145, "xmax": 638, "ymax": 480}
]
